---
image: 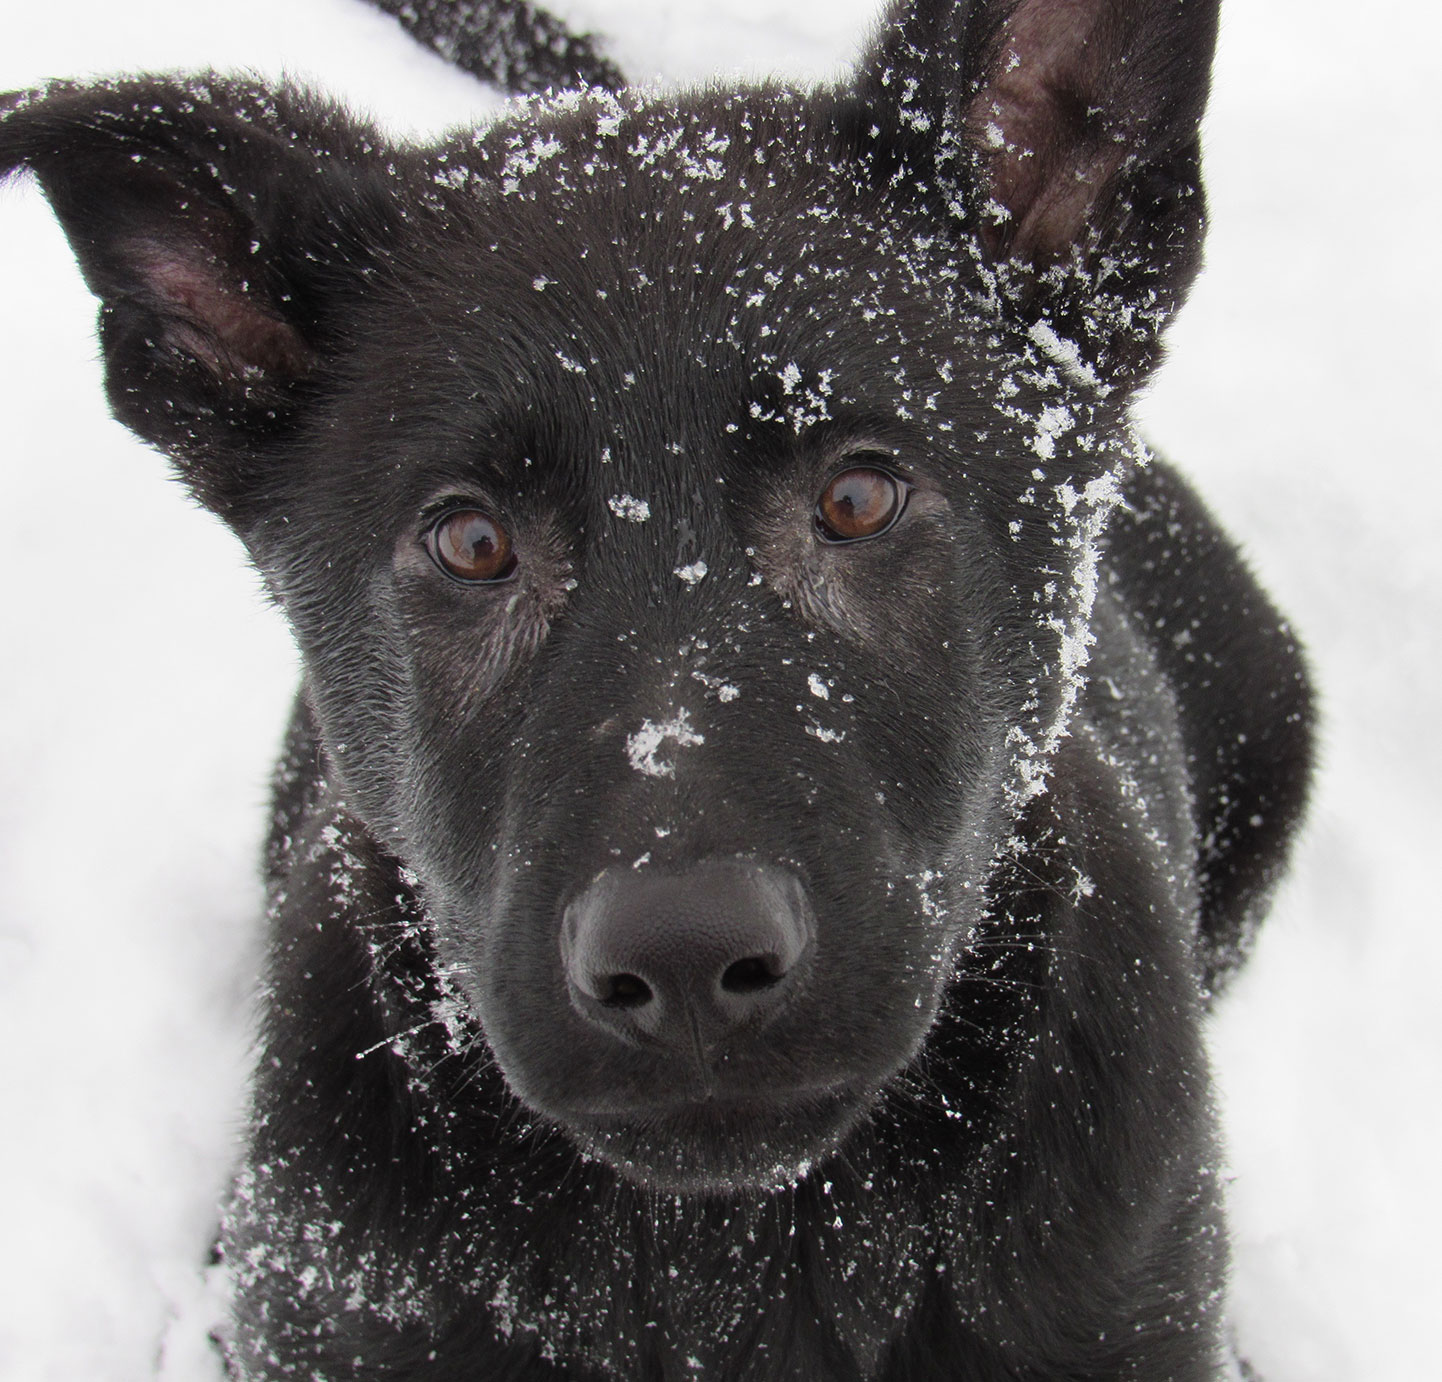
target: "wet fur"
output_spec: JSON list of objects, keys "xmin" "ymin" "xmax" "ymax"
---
[{"xmin": 0, "ymin": 1, "xmax": 1312, "ymax": 1377}]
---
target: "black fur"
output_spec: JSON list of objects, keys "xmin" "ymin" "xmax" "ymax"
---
[
  {"xmin": 0, "ymin": 0, "xmax": 1312, "ymax": 1376},
  {"xmin": 363, "ymin": 0, "xmax": 624, "ymax": 95}
]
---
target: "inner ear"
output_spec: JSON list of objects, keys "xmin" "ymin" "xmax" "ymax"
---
[
  {"xmin": 18, "ymin": 104, "xmax": 327, "ymax": 396},
  {"xmin": 2, "ymin": 76, "xmax": 405, "ymax": 523},
  {"xmin": 968, "ymin": 1, "xmax": 1131, "ymax": 264},
  {"xmin": 857, "ymin": 0, "xmax": 1219, "ymax": 382},
  {"xmin": 40, "ymin": 155, "xmax": 320, "ymax": 388},
  {"xmin": 956, "ymin": 0, "xmax": 1217, "ymax": 275},
  {"xmin": 124, "ymin": 234, "xmax": 314, "ymax": 382}
]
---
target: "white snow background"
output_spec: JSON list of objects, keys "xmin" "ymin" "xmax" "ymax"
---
[{"xmin": 0, "ymin": 0, "xmax": 1437, "ymax": 1376}]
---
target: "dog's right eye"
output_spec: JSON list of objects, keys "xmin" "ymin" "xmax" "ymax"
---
[
  {"xmin": 814, "ymin": 464, "xmax": 910, "ymax": 544},
  {"xmin": 424, "ymin": 509, "xmax": 517, "ymax": 584}
]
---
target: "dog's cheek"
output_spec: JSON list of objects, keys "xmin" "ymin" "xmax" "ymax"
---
[
  {"xmin": 754, "ymin": 495, "xmax": 1005, "ymax": 809},
  {"xmin": 379, "ymin": 555, "xmax": 569, "ymax": 879},
  {"xmin": 399, "ymin": 591, "xmax": 550, "ymax": 725}
]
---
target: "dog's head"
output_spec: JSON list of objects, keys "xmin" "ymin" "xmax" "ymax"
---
[{"xmin": 1, "ymin": 0, "xmax": 1218, "ymax": 1192}]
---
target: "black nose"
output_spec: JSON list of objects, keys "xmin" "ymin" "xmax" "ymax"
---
[{"xmin": 560, "ymin": 858, "xmax": 815, "ymax": 1050}]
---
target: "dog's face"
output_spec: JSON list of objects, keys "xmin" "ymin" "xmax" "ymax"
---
[
  {"xmin": 1, "ymin": 0, "xmax": 1216, "ymax": 1193},
  {"xmin": 252, "ymin": 90, "xmax": 1142, "ymax": 1189}
]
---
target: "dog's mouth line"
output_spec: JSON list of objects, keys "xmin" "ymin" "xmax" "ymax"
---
[
  {"xmin": 559, "ymin": 1081, "xmax": 870, "ymax": 1130},
  {"xmin": 559, "ymin": 1085, "xmax": 879, "ymax": 1194}
]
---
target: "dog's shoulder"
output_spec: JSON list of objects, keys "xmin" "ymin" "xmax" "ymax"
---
[{"xmin": 1100, "ymin": 456, "xmax": 1314, "ymax": 990}]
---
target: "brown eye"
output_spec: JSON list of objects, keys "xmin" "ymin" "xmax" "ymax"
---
[
  {"xmin": 814, "ymin": 465, "xmax": 908, "ymax": 543},
  {"xmin": 425, "ymin": 508, "xmax": 516, "ymax": 583}
]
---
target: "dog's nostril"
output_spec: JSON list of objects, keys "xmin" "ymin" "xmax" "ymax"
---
[
  {"xmin": 720, "ymin": 954, "xmax": 783, "ymax": 994},
  {"xmin": 600, "ymin": 972, "xmax": 653, "ymax": 1008}
]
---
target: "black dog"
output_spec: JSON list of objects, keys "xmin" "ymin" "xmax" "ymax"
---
[{"xmin": 0, "ymin": 0, "xmax": 1312, "ymax": 1375}]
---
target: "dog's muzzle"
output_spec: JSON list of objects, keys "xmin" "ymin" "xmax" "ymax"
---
[{"xmin": 560, "ymin": 857, "xmax": 816, "ymax": 1056}]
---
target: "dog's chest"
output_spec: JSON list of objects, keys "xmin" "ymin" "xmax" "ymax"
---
[{"xmin": 229, "ymin": 1139, "xmax": 940, "ymax": 1379}]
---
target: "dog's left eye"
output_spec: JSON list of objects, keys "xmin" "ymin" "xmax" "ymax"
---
[
  {"xmin": 814, "ymin": 464, "xmax": 910, "ymax": 543},
  {"xmin": 424, "ymin": 508, "xmax": 517, "ymax": 583}
]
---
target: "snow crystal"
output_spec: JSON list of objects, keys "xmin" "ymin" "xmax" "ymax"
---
[
  {"xmin": 1027, "ymin": 320, "xmax": 1105, "ymax": 392},
  {"xmin": 625, "ymin": 710, "xmax": 704, "ymax": 778},
  {"xmin": 499, "ymin": 132, "xmax": 563, "ymax": 194},
  {"xmin": 777, "ymin": 362, "xmax": 834, "ymax": 432},
  {"xmin": 607, "ymin": 493, "xmax": 651, "ymax": 523},
  {"xmin": 716, "ymin": 202, "xmax": 755, "ymax": 229},
  {"xmin": 692, "ymin": 669, "xmax": 740, "ymax": 702},
  {"xmin": 1029, "ymin": 404, "xmax": 1074, "ymax": 461},
  {"xmin": 592, "ymin": 92, "xmax": 625, "ymax": 139}
]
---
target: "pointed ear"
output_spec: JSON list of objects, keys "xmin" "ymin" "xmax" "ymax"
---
[
  {"xmin": 0, "ymin": 77, "xmax": 403, "ymax": 524},
  {"xmin": 859, "ymin": 0, "xmax": 1219, "ymax": 383}
]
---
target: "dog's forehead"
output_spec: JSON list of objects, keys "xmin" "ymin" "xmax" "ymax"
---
[
  {"xmin": 384, "ymin": 87, "xmax": 985, "ymax": 388},
  {"xmin": 310, "ymin": 86, "xmax": 1125, "ymax": 544}
]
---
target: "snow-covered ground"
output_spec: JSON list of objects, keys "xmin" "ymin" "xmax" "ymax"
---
[{"xmin": 0, "ymin": 0, "xmax": 1436, "ymax": 1376}]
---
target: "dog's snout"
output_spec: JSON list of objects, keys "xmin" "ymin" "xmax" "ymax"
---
[{"xmin": 560, "ymin": 859, "xmax": 814, "ymax": 1048}]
